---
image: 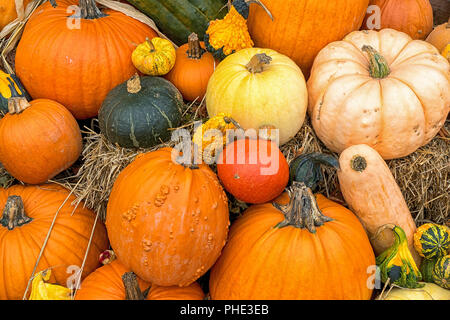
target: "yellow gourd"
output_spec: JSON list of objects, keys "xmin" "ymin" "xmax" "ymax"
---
[
  {"xmin": 132, "ymin": 37, "xmax": 176, "ymax": 76},
  {"xmin": 206, "ymin": 48, "xmax": 308, "ymax": 145},
  {"xmin": 29, "ymin": 269, "xmax": 72, "ymax": 300},
  {"xmin": 442, "ymin": 44, "xmax": 450, "ymax": 62}
]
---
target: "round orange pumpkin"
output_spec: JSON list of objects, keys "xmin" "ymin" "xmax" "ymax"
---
[
  {"xmin": 105, "ymin": 147, "xmax": 230, "ymax": 287},
  {"xmin": 165, "ymin": 33, "xmax": 217, "ymax": 102},
  {"xmin": 209, "ymin": 182, "xmax": 376, "ymax": 300},
  {"xmin": 0, "ymin": 184, "xmax": 109, "ymax": 300},
  {"xmin": 217, "ymin": 137, "xmax": 289, "ymax": 204},
  {"xmin": 362, "ymin": 0, "xmax": 434, "ymax": 40},
  {"xmin": 307, "ymin": 28, "xmax": 450, "ymax": 160},
  {"xmin": 247, "ymin": 0, "xmax": 369, "ymax": 78},
  {"xmin": 0, "ymin": 97, "xmax": 82, "ymax": 184},
  {"xmin": 426, "ymin": 18, "xmax": 450, "ymax": 53},
  {"xmin": 15, "ymin": 0, "xmax": 157, "ymax": 119}
]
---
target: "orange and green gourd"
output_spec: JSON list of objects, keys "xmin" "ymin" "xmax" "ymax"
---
[
  {"xmin": 0, "ymin": 70, "xmax": 30, "ymax": 115},
  {"xmin": 204, "ymin": 0, "xmax": 272, "ymax": 60},
  {"xmin": 413, "ymin": 223, "xmax": 450, "ymax": 259},
  {"xmin": 376, "ymin": 224, "xmax": 424, "ymax": 289},
  {"xmin": 433, "ymin": 255, "xmax": 449, "ymax": 289}
]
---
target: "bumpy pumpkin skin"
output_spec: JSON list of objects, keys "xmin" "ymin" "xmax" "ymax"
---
[
  {"xmin": 337, "ymin": 145, "xmax": 421, "ymax": 267},
  {"xmin": 0, "ymin": 0, "xmax": 32, "ymax": 31},
  {"xmin": 426, "ymin": 20, "xmax": 450, "ymax": 53},
  {"xmin": 308, "ymin": 29, "xmax": 450, "ymax": 160},
  {"xmin": 210, "ymin": 192, "xmax": 375, "ymax": 300},
  {"xmin": 14, "ymin": 0, "xmax": 157, "ymax": 119},
  {"xmin": 0, "ymin": 184, "xmax": 109, "ymax": 300},
  {"xmin": 362, "ymin": 0, "xmax": 433, "ymax": 40},
  {"xmin": 165, "ymin": 39, "xmax": 217, "ymax": 102},
  {"xmin": 206, "ymin": 48, "xmax": 308, "ymax": 145},
  {"xmin": 98, "ymin": 76, "xmax": 183, "ymax": 149},
  {"xmin": 105, "ymin": 148, "xmax": 230, "ymax": 287},
  {"xmin": 0, "ymin": 98, "xmax": 82, "ymax": 184},
  {"xmin": 247, "ymin": 0, "xmax": 369, "ymax": 78}
]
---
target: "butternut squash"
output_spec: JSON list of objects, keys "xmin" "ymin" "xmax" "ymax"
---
[{"xmin": 337, "ymin": 144, "xmax": 421, "ymax": 266}]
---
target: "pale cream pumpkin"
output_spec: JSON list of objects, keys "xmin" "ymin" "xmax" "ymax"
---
[
  {"xmin": 337, "ymin": 144, "xmax": 421, "ymax": 267},
  {"xmin": 206, "ymin": 48, "xmax": 308, "ymax": 145},
  {"xmin": 307, "ymin": 29, "xmax": 450, "ymax": 160}
]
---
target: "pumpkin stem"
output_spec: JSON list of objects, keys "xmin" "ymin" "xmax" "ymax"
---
[
  {"xmin": 187, "ymin": 33, "xmax": 206, "ymax": 59},
  {"xmin": 362, "ymin": 45, "xmax": 391, "ymax": 79},
  {"xmin": 243, "ymin": 0, "xmax": 273, "ymax": 20},
  {"xmin": 273, "ymin": 182, "xmax": 333, "ymax": 233},
  {"xmin": 0, "ymin": 196, "xmax": 33, "ymax": 230},
  {"xmin": 350, "ymin": 155, "xmax": 367, "ymax": 172},
  {"xmin": 7, "ymin": 97, "xmax": 31, "ymax": 114},
  {"xmin": 146, "ymin": 37, "xmax": 156, "ymax": 52},
  {"xmin": 127, "ymin": 73, "xmax": 142, "ymax": 94},
  {"xmin": 122, "ymin": 272, "xmax": 146, "ymax": 300},
  {"xmin": 78, "ymin": 0, "xmax": 108, "ymax": 19},
  {"xmin": 246, "ymin": 53, "xmax": 272, "ymax": 73}
]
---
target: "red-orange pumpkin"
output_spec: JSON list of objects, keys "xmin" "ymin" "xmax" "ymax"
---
[
  {"xmin": 362, "ymin": 0, "xmax": 433, "ymax": 40},
  {"xmin": 75, "ymin": 260, "xmax": 205, "ymax": 300},
  {"xmin": 0, "ymin": 97, "xmax": 82, "ymax": 184},
  {"xmin": 0, "ymin": 184, "xmax": 109, "ymax": 300},
  {"xmin": 15, "ymin": 0, "xmax": 157, "ymax": 119},
  {"xmin": 217, "ymin": 137, "xmax": 289, "ymax": 204},
  {"xmin": 105, "ymin": 147, "xmax": 230, "ymax": 287},
  {"xmin": 247, "ymin": 0, "xmax": 369, "ymax": 78},
  {"xmin": 165, "ymin": 33, "xmax": 217, "ymax": 102},
  {"xmin": 209, "ymin": 182, "xmax": 375, "ymax": 300}
]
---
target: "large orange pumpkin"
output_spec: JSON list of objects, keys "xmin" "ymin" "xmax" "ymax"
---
[
  {"xmin": 0, "ymin": 0, "xmax": 32, "ymax": 31},
  {"xmin": 15, "ymin": 0, "xmax": 157, "ymax": 119},
  {"xmin": 75, "ymin": 260, "xmax": 205, "ymax": 300},
  {"xmin": 105, "ymin": 147, "xmax": 230, "ymax": 287},
  {"xmin": 0, "ymin": 97, "xmax": 82, "ymax": 184},
  {"xmin": 209, "ymin": 182, "xmax": 376, "ymax": 300},
  {"xmin": 307, "ymin": 28, "xmax": 450, "ymax": 160},
  {"xmin": 0, "ymin": 184, "xmax": 109, "ymax": 300},
  {"xmin": 362, "ymin": 0, "xmax": 433, "ymax": 40},
  {"xmin": 247, "ymin": 0, "xmax": 369, "ymax": 78}
]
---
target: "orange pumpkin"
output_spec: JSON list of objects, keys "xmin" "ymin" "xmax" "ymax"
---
[
  {"xmin": 15, "ymin": 0, "xmax": 157, "ymax": 119},
  {"xmin": 426, "ymin": 18, "xmax": 450, "ymax": 53},
  {"xmin": 307, "ymin": 28, "xmax": 450, "ymax": 160},
  {"xmin": 0, "ymin": 97, "xmax": 82, "ymax": 184},
  {"xmin": 362, "ymin": 0, "xmax": 433, "ymax": 40},
  {"xmin": 0, "ymin": 184, "xmax": 109, "ymax": 300},
  {"xmin": 165, "ymin": 33, "xmax": 217, "ymax": 102},
  {"xmin": 105, "ymin": 147, "xmax": 230, "ymax": 287},
  {"xmin": 0, "ymin": 0, "xmax": 32, "ymax": 31},
  {"xmin": 247, "ymin": 0, "xmax": 369, "ymax": 78},
  {"xmin": 209, "ymin": 182, "xmax": 376, "ymax": 300}
]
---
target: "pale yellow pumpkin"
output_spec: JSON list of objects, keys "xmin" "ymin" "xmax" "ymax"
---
[
  {"xmin": 379, "ymin": 283, "xmax": 450, "ymax": 300},
  {"xmin": 132, "ymin": 37, "xmax": 176, "ymax": 76},
  {"xmin": 206, "ymin": 48, "xmax": 308, "ymax": 145},
  {"xmin": 307, "ymin": 29, "xmax": 450, "ymax": 160}
]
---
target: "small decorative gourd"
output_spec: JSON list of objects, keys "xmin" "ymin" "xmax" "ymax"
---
[
  {"xmin": 0, "ymin": 70, "xmax": 30, "ymax": 115},
  {"xmin": 375, "ymin": 224, "xmax": 423, "ymax": 289},
  {"xmin": 29, "ymin": 270, "xmax": 72, "ymax": 300},
  {"xmin": 204, "ymin": 0, "xmax": 272, "ymax": 60},
  {"xmin": 432, "ymin": 255, "xmax": 449, "ymax": 289},
  {"xmin": 98, "ymin": 74, "xmax": 183, "ymax": 149},
  {"xmin": 132, "ymin": 37, "xmax": 176, "ymax": 76},
  {"xmin": 165, "ymin": 33, "xmax": 218, "ymax": 102},
  {"xmin": 414, "ymin": 223, "xmax": 450, "ymax": 259}
]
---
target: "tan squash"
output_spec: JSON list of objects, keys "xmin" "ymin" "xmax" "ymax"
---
[
  {"xmin": 425, "ymin": 18, "xmax": 450, "ymax": 53},
  {"xmin": 337, "ymin": 144, "xmax": 421, "ymax": 266}
]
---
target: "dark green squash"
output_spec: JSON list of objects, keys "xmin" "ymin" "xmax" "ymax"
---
[
  {"xmin": 0, "ymin": 71, "xmax": 31, "ymax": 116},
  {"xmin": 420, "ymin": 258, "xmax": 438, "ymax": 283},
  {"xmin": 98, "ymin": 74, "xmax": 183, "ymax": 149},
  {"xmin": 125, "ymin": 0, "xmax": 227, "ymax": 46}
]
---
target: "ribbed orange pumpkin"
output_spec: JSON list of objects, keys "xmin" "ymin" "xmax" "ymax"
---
[
  {"xmin": 14, "ymin": 0, "xmax": 157, "ymax": 119},
  {"xmin": 247, "ymin": 0, "xmax": 369, "ymax": 78},
  {"xmin": 75, "ymin": 260, "xmax": 205, "ymax": 300},
  {"xmin": 0, "ymin": 184, "xmax": 109, "ymax": 300},
  {"xmin": 362, "ymin": 0, "xmax": 433, "ymax": 40},
  {"xmin": 0, "ymin": 0, "xmax": 32, "ymax": 31},
  {"xmin": 105, "ymin": 147, "xmax": 230, "ymax": 287},
  {"xmin": 165, "ymin": 33, "xmax": 217, "ymax": 102},
  {"xmin": 0, "ymin": 98, "xmax": 82, "ymax": 184},
  {"xmin": 209, "ymin": 182, "xmax": 375, "ymax": 300}
]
